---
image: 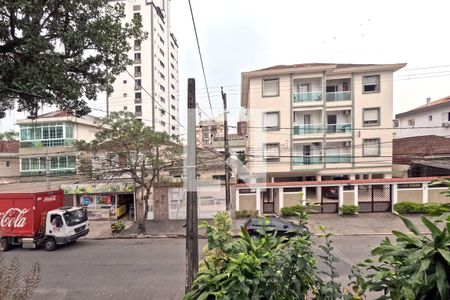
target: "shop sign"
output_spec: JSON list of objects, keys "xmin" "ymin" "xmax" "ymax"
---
[{"xmin": 62, "ymin": 183, "xmax": 134, "ymax": 194}]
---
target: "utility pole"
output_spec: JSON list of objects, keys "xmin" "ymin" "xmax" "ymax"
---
[
  {"xmin": 45, "ymin": 154, "xmax": 51, "ymax": 190},
  {"xmin": 221, "ymin": 87, "xmax": 231, "ymax": 212},
  {"xmin": 185, "ymin": 78, "xmax": 198, "ymax": 293}
]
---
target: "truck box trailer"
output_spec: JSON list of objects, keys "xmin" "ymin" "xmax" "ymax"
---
[{"xmin": 0, "ymin": 190, "xmax": 90, "ymax": 251}]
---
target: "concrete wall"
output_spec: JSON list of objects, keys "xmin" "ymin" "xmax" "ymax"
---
[
  {"xmin": 429, "ymin": 189, "xmax": 449, "ymax": 204},
  {"xmin": 397, "ymin": 190, "xmax": 422, "ymax": 203},
  {"xmin": 283, "ymin": 193, "xmax": 299, "ymax": 207},
  {"xmin": 239, "ymin": 195, "xmax": 257, "ymax": 211},
  {"xmin": 343, "ymin": 191, "xmax": 354, "ymax": 205},
  {"xmin": 0, "ymin": 157, "xmax": 19, "ymax": 178},
  {"xmin": 153, "ymin": 186, "xmax": 169, "ymax": 220}
]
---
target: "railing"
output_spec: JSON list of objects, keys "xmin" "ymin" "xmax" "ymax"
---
[
  {"xmin": 326, "ymin": 91, "xmax": 351, "ymax": 101},
  {"xmin": 134, "ymin": 72, "xmax": 142, "ymax": 77},
  {"xmin": 20, "ymin": 139, "xmax": 74, "ymax": 148},
  {"xmin": 292, "ymin": 155, "xmax": 323, "ymax": 166},
  {"xmin": 293, "ymin": 91, "xmax": 322, "ymax": 103},
  {"xmin": 134, "ymin": 59, "xmax": 141, "ymax": 64},
  {"xmin": 326, "ymin": 123, "xmax": 352, "ymax": 134},
  {"xmin": 134, "ymin": 98, "xmax": 142, "ymax": 103},
  {"xmin": 293, "ymin": 124, "xmax": 323, "ymax": 135},
  {"xmin": 20, "ymin": 168, "xmax": 76, "ymax": 177},
  {"xmin": 324, "ymin": 155, "xmax": 352, "ymax": 163}
]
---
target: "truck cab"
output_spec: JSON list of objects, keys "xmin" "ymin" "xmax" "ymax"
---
[{"xmin": 42, "ymin": 207, "xmax": 90, "ymax": 251}]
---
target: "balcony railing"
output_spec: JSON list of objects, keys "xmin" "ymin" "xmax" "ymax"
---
[
  {"xmin": 20, "ymin": 139, "xmax": 74, "ymax": 148},
  {"xmin": 324, "ymin": 155, "xmax": 352, "ymax": 163},
  {"xmin": 134, "ymin": 98, "xmax": 142, "ymax": 103},
  {"xmin": 134, "ymin": 72, "xmax": 142, "ymax": 77},
  {"xmin": 326, "ymin": 123, "xmax": 352, "ymax": 134},
  {"xmin": 293, "ymin": 91, "xmax": 322, "ymax": 103},
  {"xmin": 134, "ymin": 59, "xmax": 141, "ymax": 64},
  {"xmin": 293, "ymin": 124, "xmax": 323, "ymax": 135},
  {"xmin": 326, "ymin": 91, "xmax": 351, "ymax": 101},
  {"xmin": 292, "ymin": 155, "xmax": 323, "ymax": 166}
]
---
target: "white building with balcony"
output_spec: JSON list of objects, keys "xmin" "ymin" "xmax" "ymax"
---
[
  {"xmin": 241, "ymin": 63, "xmax": 405, "ymax": 183},
  {"xmin": 108, "ymin": 0, "xmax": 179, "ymax": 138},
  {"xmin": 394, "ymin": 96, "xmax": 450, "ymax": 139}
]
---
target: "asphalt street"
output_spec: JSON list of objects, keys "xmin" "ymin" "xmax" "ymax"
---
[{"xmin": 2, "ymin": 236, "xmax": 387, "ymax": 300}]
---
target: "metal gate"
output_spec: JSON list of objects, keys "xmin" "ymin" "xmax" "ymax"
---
[
  {"xmin": 358, "ymin": 184, "xmax": 391, "ymax": 213},
  {"xmin": 320, "ymin": 186, "xmax": 339, "ymax": 213},
  {"xmin": 262, "ymin": 189, "xmax": 275, "ymax": 214}
]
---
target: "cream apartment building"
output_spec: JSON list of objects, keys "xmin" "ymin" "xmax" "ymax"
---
[
  {"xmin": 241, "ymin": 63, "xmax": 406, "ymax": 183},
  {"xmin": 108, "ymin": 0, "xmax": 180, "ymax": 138}
]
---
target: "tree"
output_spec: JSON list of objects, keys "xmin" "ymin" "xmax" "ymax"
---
[
  {"xmin": 0, "ymin": 0, "xmax": 145, "ymax": 118},
  {"xmin": 0, "ymin": 255, "xmax": 40, "ymax": 300},
  {"xmin": 77, "ymin": 112, "xmax": 183, "ymax": 233},
  {"xmin": 0, "ymin": 130, "xmax": 18, "ymax": 141}
]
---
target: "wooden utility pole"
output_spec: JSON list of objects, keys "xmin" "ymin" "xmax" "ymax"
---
[
  {"xmin": 221, "ymin": 87, "xmax": 231, "ymax": 212},
  {"xmin": 185, "ymin": 78, "xmax": 198, "ymax": 293}
]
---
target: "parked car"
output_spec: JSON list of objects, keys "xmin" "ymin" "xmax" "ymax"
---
[
  {"xmin": 243, "ymin": 215, "xmax": 309, "ymax": 237},
  {"xmin": 322, "ymin": 186, "xmax": 338, "ymax": 199}
]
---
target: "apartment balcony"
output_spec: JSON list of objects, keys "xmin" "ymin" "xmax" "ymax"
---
[
  {"xmin": 324, "ymin": 155, "xmax": 352, "ymax": 163},
  {"xmin": 292, "ymin": 155, "xmax": 323, "ymax": 166},
  {"xmin": 134, "ymin": 98, "xmax": 142, "ymax": 104},
  {"xmin": 326, "ymin": 91, "xmax": 351, "ymax": 102},
  {"xmin": 293, "ymin": 91, "xmax": 322, "ymax": 104},
  {"xmin": 293, "ymin": 124, "xmax": 323, "ymax": 136},
  {"xmin": 326, "ymin": 123, "xmax": 352, "ymax": 134},
  {"xmin": 134, "ymin": 45, "xmax": 141, "ymax": 51},
  {"xmin": 134, "ymin": 72, "xmax": 142, "ymax": 77},
  {"xmin": 134, "ymin": 59, "xmax": 141, "ymax": 64}
]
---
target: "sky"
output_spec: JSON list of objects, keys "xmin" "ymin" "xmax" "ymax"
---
[{"xmin": 2, "ymin": 0, "xmax": 450, "ymax": 134}]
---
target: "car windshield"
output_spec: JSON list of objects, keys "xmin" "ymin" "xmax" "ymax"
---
[{"xmin": 63, "ymin": 209, "xmax": 88, "ymax": 227}]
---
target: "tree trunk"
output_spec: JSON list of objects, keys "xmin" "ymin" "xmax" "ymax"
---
[{"xmin": 137, "ymin": 186, "xmax": 151, "ymax": 234}]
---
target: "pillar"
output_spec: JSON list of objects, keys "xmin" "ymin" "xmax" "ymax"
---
[
  {"xmin": 353, "ymin": 185, "xmax": 358, "ymax": 207},
  {"xmin": 301, "ymin": 187, "xmax": 306, "ymax": 206},
  {"xmin": 392, "ymin": 184, "xmax": 398, "ymax": 213},
  {"xmin": 279, "ymin": 187, "xmax": 284, "ymax": 209},
  {"xmin": 256, "ymin": 188, "xmax": 261, "ymax": 214},
  {"xmin": 422, "ymin": 183, "xmax": 429, "ymax": 204},
  {"xmin": 235, "ymin": 189, "xmax": 240, "ymax": 212},
  {"xmin": 338, "ymin": 186, "xmax": 344, "ymax": 214}
]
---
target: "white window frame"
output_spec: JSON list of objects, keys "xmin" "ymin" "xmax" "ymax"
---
[
  {"xmin": 363, "ymin": 139, "xmax": 380, "ymax": 157},
  {"xmin": 263, "ymin": 143, "xmax": 280, "ymax": 161},
  {"xmin": 362, "ymin": 75, "xmax": 380, "ymax": 93},
  {"xmin": 263, "ymin": 112, "xmax": 280, "ymax": 131},
  {"xmin": 363, "ymin": 108, "xmax": 380, "ymax": 126},
  {"xmin": 262, "ymin": 78, "xmax": 279, "ymax": 97}
]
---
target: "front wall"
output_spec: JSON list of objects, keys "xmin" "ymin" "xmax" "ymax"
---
[
  {"xmin": 239, "ymin": 195, "xmax": 257, "ymax": 211},
  {"xmin": 343, "ymin": 191, "xmax": 354, "ymax": 205},
  {"xmin": 397, "ymin": 190, "xmax": 423, "ymax": 203},
  {"xmin": 0, "ymin": 158, "xmax": 19, "ymax": 177},
  {"xmin": 283, "ymin": 193, "xmax": 300, "ymax": 207},
  {"xmin": 429, "ymin": 189, "xmax": 449, "ymax": 204}
]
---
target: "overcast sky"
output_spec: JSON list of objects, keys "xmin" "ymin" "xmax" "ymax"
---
[{"xmin": 2, "ymin": 0, "xmax": 450, "ymax": 134}]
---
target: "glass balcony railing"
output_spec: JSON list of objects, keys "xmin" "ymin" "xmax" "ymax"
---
[
  {"xmin": 293, "ymin": 91, "xmax": 322, "ymax": 103},
  {"xmin": 324, "ymin": 155, "xmax": 352, "ymax": 163},
  {"xmin": 293, "ymin": 124, "xmax": 323, "ymax": 135},
  {"xmin": 326, "ymin": 123, "xmax": 352, "ymax": 134},
  {"xmin": 326, "ymin": 91, "xmax": 351, "ymax": 101},
  {"xmin": 292, "ymin": 156, "xmax": 323, "ymax": 166},
  {"xmin": 20, "ymin": 139, "xmax": 74, "ymax": 148}
]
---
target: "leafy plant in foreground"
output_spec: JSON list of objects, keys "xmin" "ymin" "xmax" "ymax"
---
[{"xmin": 0, "ymin": 256, "xmax": 41, "ymax": 300}]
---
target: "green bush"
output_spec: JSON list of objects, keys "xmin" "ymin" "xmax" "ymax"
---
[
  {"xmin": 111, "ymin": 220, "xmax": 125, "ymax": 233},
  {"xmin": 394, "ymin": 202, "xmax": 450, "ymax": 215},
  {"xmin": 280, "ymin": 205, "xmax": 306, "ymax": 217},
  {"xmin": 235, "ymin": 210, "xmax": 258, "ymax": 218},
  {"xmin": 340, "ymin": 205, "xmax": 358, "ymax": 215}
]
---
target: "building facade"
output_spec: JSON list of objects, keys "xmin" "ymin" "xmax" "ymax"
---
[
  {"xmin": 0, "ymin": 141, "xmax": 19, "ymax": 183},
  {"xmin": 241, "ymin": 63, "xmax": 406, "ymax": 183},
  {"xmin": 108, "ymin": 0, "xmax": 180, "ymax": 138},
  {"xmin": 394, "ymin": 96, "xmax": 450, "ymax": 139},
  {"xmin": 16, "ymin": 111, "xmax": 100, "ymax": 177}
]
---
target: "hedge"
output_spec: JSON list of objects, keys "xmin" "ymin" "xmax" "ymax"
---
[
  {"xmin": 394, "ymin": 202, "xmax": 450, "ymax": 215},
  {"xmin": 280, "ymin": 205, "xmax": 306, "ymax": 217},
  {"xmin": 340, "ymin": 205, "xmax": 358, "ymax": 215},
  {"xmin": 235, "ymin": 210, "xmax": 258, "ymax": 218}
]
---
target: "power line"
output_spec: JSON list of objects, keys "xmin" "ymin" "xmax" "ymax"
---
[{"xmin": 187, "ymin": 0, "xmax": 214, "ymax": 119}]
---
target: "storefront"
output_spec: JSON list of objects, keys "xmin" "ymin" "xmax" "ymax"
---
[{"xmin": 62, "ymin": 182, "xmax": 135, "ymax": 221}]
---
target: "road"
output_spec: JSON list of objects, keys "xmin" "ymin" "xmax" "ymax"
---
[{"xmin": 2, "ymin": 236, "xmax": 387, "ymax": 300}]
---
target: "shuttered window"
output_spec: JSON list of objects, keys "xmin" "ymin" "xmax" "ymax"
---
[
  {"xmin": 262, "ymin": 79, "xmax": 279, "ymax": 97},
  {"xmin": 264, "ymin": 143, "xmax": 280, "ymax": 161},
  {"xmin": 263, "ymin": 112, "xmax": 280, "ymax": 131},
  {"xmin": 363, "ymin": 139, "xmax": 380, "ymax": 156},
  {"xmin": 363, "ymin": 108, "xmax": 380, "ymax": 126}
]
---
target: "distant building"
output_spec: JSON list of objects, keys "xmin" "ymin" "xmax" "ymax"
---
[
  {"xmin": 16, "ymin": 111, "xmax": 100, "ymax": 177},
  {"xmin": 394, "ymin": 96, "xmax": 450, "ymax": 139},
  {"xmin": 393, "ymin": 135, "xmax": 450, "ymax": 177},
  {"xmin": 0, "ymin": 141, "xmax": 19, "ymax": 182},
  {"xmin": 241, "ymin": 62, "xmax": 406, "ymax": 186},
  {"xmin": 196, "ymin": 119, "xmax": 246, "ymax": 155},
  {"xmin": 108, "ymin": 0, "xmax": 180, "ymax": 138}
]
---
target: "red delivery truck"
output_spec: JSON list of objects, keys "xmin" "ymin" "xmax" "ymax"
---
[{"xmin": 0, "ymin": 190, "xmax": 90, "ymax": 251}]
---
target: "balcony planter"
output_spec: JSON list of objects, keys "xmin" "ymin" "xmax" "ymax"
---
[{"xmin": 340, "ymin": 205, "xmax": 359, "ymax": 216}]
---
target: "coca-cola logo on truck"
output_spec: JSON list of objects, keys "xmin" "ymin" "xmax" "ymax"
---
[
  {"xmin": 37, "ymin": 195, "xmax": 57, "ymax": 202},
  {"xmin": 0, "ymin": 208, "xmax": 30, "ymax": 228}
]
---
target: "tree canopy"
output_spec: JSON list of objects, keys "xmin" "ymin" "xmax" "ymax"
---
[{"xmin": 0, "ymin": 0, "xmax": 145, "ymax": 118}]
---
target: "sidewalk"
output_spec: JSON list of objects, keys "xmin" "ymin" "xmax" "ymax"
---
[{"xmin": 84, "ymin": 213, "xmax": 432, "ymax": 239}]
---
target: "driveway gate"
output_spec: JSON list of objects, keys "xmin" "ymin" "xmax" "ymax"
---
[{"xmin": 358, "ymin": 184, "xmax": 392, "ymax": 213}]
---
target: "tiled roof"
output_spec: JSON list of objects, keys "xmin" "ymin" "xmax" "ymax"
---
[
  {"xmin": 395, "ymin": 96, "xmax": 450, "ymax": 119},
  {"xmin": 37, "ymin": 110, "xmax": 74, "ymax": 118},
  {"xmin": 393, "ymin": 135, "xmax": 450, "ymax": 164},
  {"xmin": 254, "ymin": 63, "xmax": 378, "ymax": 72},
  {"xmin": 236, "ymin": 176, "xmax": 444, "ymax": 188},
  {"xmin": 0, "ymin": 141, "xmax": 19, "ymax": 153},
  {"xmin": 411, "ymin": 159, "xmax": 450, "ymax": 171}
]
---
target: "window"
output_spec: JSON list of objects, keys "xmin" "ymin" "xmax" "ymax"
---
[
  {"xmin": 135, "ymin": 105, "xmax": 142, "ymax": 117},
  {"xmin": 170, "ymin": 53, "xmax": 175, "ymax": 60},
  {"xmin": 123, "ymin": 80, "xmax": 127, "ymax": 84},
  {"xmin": 448, "ymin": 112, "xmax": 450, "ymax": 121},
  {"xmin": 171, "ymin": 105, "xmax": 176, "ymax": 110},
  {"xmin": 170, "ymin": 42, "xmax": 174, "ymax": 49},
  {"xmin": 159, "ymin": 72, "xmax": 165, "ymax": 79},
  {"xmin": 363, "ymin": 139, "xmax": 380, "ymax": 156},
  {"xmin": 123, "ymin": 106, "xmax": 128, "ymax": 111},
  {"xmin": 262, "ymin": 79, "xmax": 279, "ymax": 97},
  {"xmin": 363, "ymin": 75, "xmax": 380, "ymax": 93},
  {"xmin": 363, "ymin": 108, "xmax": 380, "ymax": 126},
  {"xmin": 123, "ymin": 93, "xmax": 127, "ymax": 97},
  {"xmin": 171, "ymin": 84, "xmax": 175, "ymax": 90},
  {"xmin": 263, "ymin": 112, "xmax": 280, "ymax": 131},
  {"xmin": 264, "ymin": 143, "xmax": 280, "ymax": 161},
  {"xmin": 172, "ymin": 126, "xmax": 176, "ymax": 130},
  {"xmin": 134, "ymin": 53, "xmax": 141, "ymax": 63},
  {"xmin": 161, "ymin": 121, "xmax": 166, "ymax": 127},
  {"xmin": 160, "ymin": 109, "xmax": 165, "ymax": 116},
  {"xmin": 159, "ymin": 23, "xmax": 164, "ymax": 32},
  {"xmin": 134, "ymin": 40, "xmax": 141, "ymax": 50},
  {"xmin": 171, "ymin": 73, "xmax": 175, "ymax": 80},
  {"xmin": 160, "ymin": 96, "xmax": 165, "ymax": 103},
  {"xmin": 159, "ymin": 48, "xmax": 165, "ymax": 56},
  {"xmin": 429, "ymin": 115, "xmax": 433, "ymax": 121},
  {"xmin": 170, "ymin": 63, "xmax": 175, "ymax": 69},
  {"xmin": 159, "ymin": 35, "xmax": 164, "ymax": 44},
  {"xmin": 171, "ymin": 94, "xmax": 175, "ymax": 100},
  {"xmin": 135, "ymin": 92, "xmax": 142, "ymax": 102},
  {"xmin": 6, "ymin": 161, "xmax": 10, "ymax": 167},
  {"xmin": 134, "ymin": 66, "xmax": 141, "ymax": 77},
  {"xmin": 159, "ymin": 60, "xmax": 165, "ymax": 68},
  {"xmin": 133, "ymin": 12, "xmax": 140, "ymax": 19},
  {"xmin": 135, "ymin": 79, "xmax": 141, "ymax": 90},
  {"xmin": 171, "ymin": 115, "xmax": 176, "ymax": 120},
  {"xmin": 160, "ymin": 84, "xmax": 165, "ymax": 92},
  {"xmin": 408, "ymin": 119, "xmax": 415, "ymax": 126},
  {"xmin": 133, "ymin": 5, "xmax": 140, "ymax": 11}
]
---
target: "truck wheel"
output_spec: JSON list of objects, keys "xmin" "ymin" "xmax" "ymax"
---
[
  {"xmin": 43, "ymin": 238, "xmax": 56, "ymax": 251},
  {"xmin": 0, "ymin": 238, "xmax": 10, "ymax": 252}
]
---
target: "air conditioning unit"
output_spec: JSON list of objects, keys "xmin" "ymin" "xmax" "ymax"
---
[
  {"xmin": 343, "ymin": 141, "xmax": 351, "ymax": 147},
  {"xmin": 443, "ymin": 122, "xmax": 450, "ymax": 128},
  {"xmin": 343, "ymin": 110, "xmax": 351, "ymax": 115}
]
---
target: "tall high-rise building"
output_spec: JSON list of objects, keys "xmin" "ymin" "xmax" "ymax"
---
[{"xmin": 109, "ymin": 0, "xmax": 179, "ymax": 138}]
